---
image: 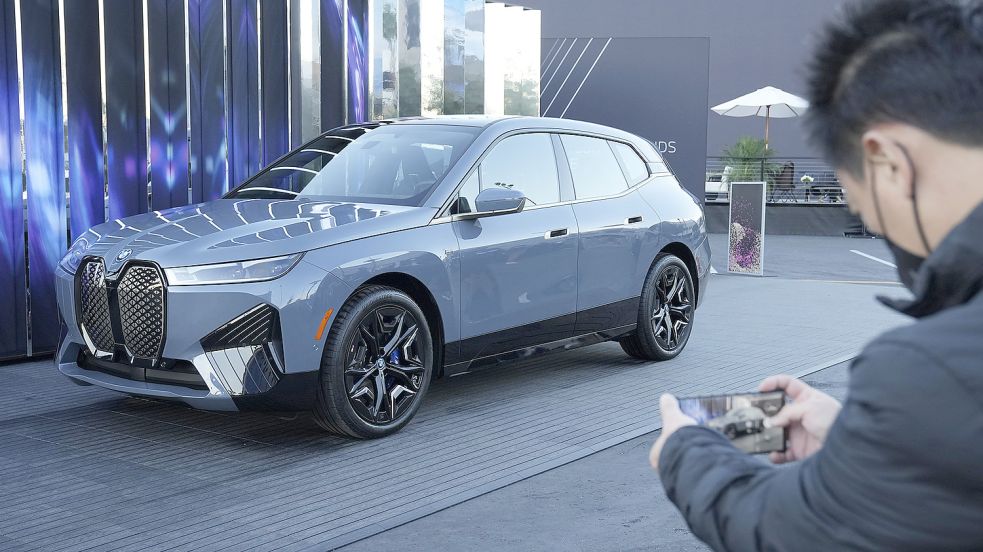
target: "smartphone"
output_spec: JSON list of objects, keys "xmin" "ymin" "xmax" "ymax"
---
[{"xmin": 677, "ymin": 391, "xmax": 786, "ymax": 454}]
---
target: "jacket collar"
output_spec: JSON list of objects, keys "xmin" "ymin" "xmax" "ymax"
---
[{"xmin": 880, "ymin": 200, "xmax": 983, "ymax": 318}]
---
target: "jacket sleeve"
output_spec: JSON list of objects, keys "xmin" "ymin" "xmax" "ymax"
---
[{"xmin": 659, "ymin": 341, "xmax": 974, "ymax": 552}]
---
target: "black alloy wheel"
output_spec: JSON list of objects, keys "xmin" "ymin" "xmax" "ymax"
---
[
  {"xmin": 314, "ymin": 286, "xmax": 434, "ymax": 438},
  {"xmin": 345, "ymin": 305, "xmax": 425, "ymax": 424},
  {"xmin": 620, "ymin": 253, "xmax": 695, "ymax": 361},
  {"xmin": 650, "ymin": 263, "xmax": 694, "ymax": 351}
]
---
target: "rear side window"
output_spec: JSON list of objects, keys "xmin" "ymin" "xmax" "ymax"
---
[
  {"xmin": 610, "ymin": 141, "xmax": 650, "ymax": 185},
  {"xmin": 560, "ymin": 134, "xmax": 629, "ymax": 200},
  {"xmin": 479, "ymin": 133, "xmax": 560, "ymax": 206}
]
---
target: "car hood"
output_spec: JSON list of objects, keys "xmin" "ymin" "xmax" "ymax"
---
[{"xmin": 77, "ymin": 198, "xmax": 434, "ymax": 272}]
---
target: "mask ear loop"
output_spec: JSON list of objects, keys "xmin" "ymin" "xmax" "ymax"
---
[
  {"xmin": 867, "ymin": 157, "xmax": 890, "ymax": 239},
  {"xmin": 895, "ymin": 142, "xmax": 933, "ymax": 255}
]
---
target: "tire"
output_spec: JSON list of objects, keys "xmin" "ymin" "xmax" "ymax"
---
[
  {"xmin": 619, "ymin": 253, "xmax": 696, "ymax": 361},
  {"xmin": 313, "ymin": 285, "xmax": 434, "ymax": 438},
  {"xmin": 724, "ymin": 425, "xmax": 737, "ymax": 439}
]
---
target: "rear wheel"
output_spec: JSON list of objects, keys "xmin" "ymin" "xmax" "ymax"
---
[
  {"xmin": 314, "ymin": 285, "xmax": 434, "ymax": 438},
  {"xmin": 620, "ymin": 254, "xmax": 695, "ymax": 361}
]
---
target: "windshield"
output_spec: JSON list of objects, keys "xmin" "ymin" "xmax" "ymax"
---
[{"xmin": 227, "ymin": 124, "xmax": 480, "ymax": 205}]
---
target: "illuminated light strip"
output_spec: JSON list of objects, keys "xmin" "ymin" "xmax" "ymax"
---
[
  {"xmin": 543, "ymin": 37, "xmax": 593, "ymax": 116},
  {"xmin": 57, "ymin": 0, "xmax": 69, "ymax": 246},
  {"xmin": 13, "ymin": 0, "xmax": 29, "ymax": 356},
  {"xmin": 143, "ymin": 0, "xmax": 152, "ymax": 210},
  {"xmin": 301, "ymin": 148, "xmax": 337, "ymax": 155},
  {"xmin": 560, "ymin": 37, "xmax": 611, "ymax": 118},
  {"xmin": 256, "ymin": 0, "xmax": 263, "ymax": 163},
  {"xmin": 343, "ymin": 0, "xmax": 349, "ymax": 126},
  {"xmin": 184, "ymin": 0, "xmax": 192, "ymax": 205},
  {"xmin": 285, "ymin": 0, "xmax": 291, "ymax": 148},
  {"xmin": 98, "ymin": 0, "xmax": 109, "ymax": 220},
  {"xmin": 314, "ymin": 308, "xmax": 334, "ymax": 341},
  {"xmin": 222, "ymin": 0, "xmax": 230, "ymax": 195}
]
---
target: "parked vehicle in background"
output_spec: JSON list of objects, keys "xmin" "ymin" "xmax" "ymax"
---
[
  {"xmin": 705, "ymin": 166, "xmax": 732, "ymax": 202},
  {"xmin": 54, "ymin": 116, "xmax": 711, "ymax": 438}
]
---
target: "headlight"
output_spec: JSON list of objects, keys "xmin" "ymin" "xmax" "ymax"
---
[
  {"xmin": 59, "ymin": 236, "xmax": 91, "ymax": 274},
  {"xmin": 164, "ymin": 254, "xmax": 303, "ymax": 286}
]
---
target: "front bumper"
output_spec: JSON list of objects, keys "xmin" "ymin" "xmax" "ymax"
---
[{"xmin": 54, "ymin": 259, "xmax": 353, "ymax": 411}]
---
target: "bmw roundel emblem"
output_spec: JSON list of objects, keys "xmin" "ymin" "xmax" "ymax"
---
[{"xmin": 115, "ymin": 249, "xmax": 132, "ymax": 262}]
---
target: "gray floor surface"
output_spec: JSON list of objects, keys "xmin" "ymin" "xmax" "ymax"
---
[
  {"xmin": 340, "ymin": 363, "xmax": 853, "ymax": 552},
  {"xmin": 0, "ymin": 236, "xmax": 905, "ymax": 551}
]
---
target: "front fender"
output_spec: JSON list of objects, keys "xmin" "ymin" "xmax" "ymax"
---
[{"xmin": 302, "ymin": 223, "xmax": 461, "ymax": 343}]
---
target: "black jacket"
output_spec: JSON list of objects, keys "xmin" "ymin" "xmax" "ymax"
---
[{"xmin": 660, "ymin": 203, "xmax": 983, "ymax": 551}]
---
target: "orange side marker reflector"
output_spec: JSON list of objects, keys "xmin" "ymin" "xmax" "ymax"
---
[{"xmin": 315, "ymin": 308, "xmax": 334, "ymax": 341}]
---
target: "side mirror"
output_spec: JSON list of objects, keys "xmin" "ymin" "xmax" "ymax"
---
[{"xmin": 459, "ymin": 187, "xmax": 527, "ymax": 219}]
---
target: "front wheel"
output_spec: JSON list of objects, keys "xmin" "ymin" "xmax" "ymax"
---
[
  {"xmin": 313, "ymin": 285, "xmax": 434, "ymax": 438},
  {"xmin": 620, "ymin": 253, "xmax": 695, "ymax": 361}
]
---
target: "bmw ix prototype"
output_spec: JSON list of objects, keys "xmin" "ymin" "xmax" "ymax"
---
[{"xmin": 55, "ymin": 116, "xmax": 711, "ymax": 438}]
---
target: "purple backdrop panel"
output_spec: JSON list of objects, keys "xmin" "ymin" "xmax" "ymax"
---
[
  {"xmin": 64, "ymin": 1, "xmax": 105, "ymax": 237},
  {"xmin": 227, "ymin": 0, "xmax": 260, "ymax": 187},
  {"xmin": 104, "ymin": 0, "xmax": 148, "ymax": 219},
  {"xmin": 0, "ymin": 0, "xmax": 26, "ymax": 358},
  {"xmin": 320, "ymin": 0, "xmax": 345, "ymax": 132},
  {"xmin": 189, "ymin": 0, "xmax": 228, "ymax": 202},
  {"xmin": 346, "ymin": 0, "xmax": 369, "ymax": 123},
  {"xmin": 20, "ymin": 0, "xmax": 65, "ymax": 353},
  {"xmin": 260, "ymin": 0, "xmax": 288, "ymax": 164},
  {"xmin": 147, "ymin": 0, "xmax": 190, "ymax": 210}
]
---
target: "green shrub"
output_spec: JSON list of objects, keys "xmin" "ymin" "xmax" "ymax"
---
[{"xmin": 721, "ymin": 137, "xmax": 781, "ymax": 185}]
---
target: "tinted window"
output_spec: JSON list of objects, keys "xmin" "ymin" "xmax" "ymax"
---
[
  {"xmin": 478, "ymin": 133, "xmax": 560, "ymax": 206},
  {"xmin": 560, "ymin": 134, "xmax": 629, "ymax": 200},
  {"xmin": 611, "ymin": 141, "xmax": 650, "ymax": 185},
  {"xmin": 229, "ymin": 125, "xmax": 479, "ymax": 206}
]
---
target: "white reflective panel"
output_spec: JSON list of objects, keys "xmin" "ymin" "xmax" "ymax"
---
[
  {"xmin": 520, "ymin": 9, "xmax": 540, "ymax": 116},
  {"xmin": 290, "ymin": 0, "xmax": 321, "ymax": 142},
  {"xmin": 463, "ymin": 0, "xmax": 484, "ymax": 113},
  {"xmin": 371, "ymin": 0, "xmax": 399, "ymax": 119},
  {"xmin": 483, "ymin": 2, "xmax": 507, "ymax": 116},
  {"xmin": 397, "ymin": 0, "xmax": 420, "ymax": 116},
  {"xmin": 501, "ymin": 6, "xmax": 540, "ymax": 116},
  {"xmin": 419, "ymin": 0, "xmax": 444, "ymax": 116}
]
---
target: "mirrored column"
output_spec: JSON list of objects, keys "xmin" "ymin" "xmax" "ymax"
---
[
  {"xmin": 463, "ymin": 0, "xmax": 483, "ymax": 113},
  {"xmin": 371, "ymin": 0, "xmax": 399, "ymax": 119}
]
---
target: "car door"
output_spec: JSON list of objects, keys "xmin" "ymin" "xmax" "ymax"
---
[
  {"xmin": 451, "ymin": 132, "xmax": 579, "ymax": 362},
  {"xmin": 557, "ymin": 134, "xmax": 660, "ymax": 334}
]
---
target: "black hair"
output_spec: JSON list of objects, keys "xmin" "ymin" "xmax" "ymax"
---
[{"xmin": 806, "ymin": 0, "xmax": 983, "ymax": 176}]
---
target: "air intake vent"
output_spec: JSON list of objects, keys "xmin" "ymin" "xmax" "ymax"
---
[{"xmin": 201, "ymin": 304, "xmax": 279, "ymax": 352}]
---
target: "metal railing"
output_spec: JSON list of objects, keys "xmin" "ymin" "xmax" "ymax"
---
[{"xmin": 705, "ymin": 157, "xmax": 845, "ymax": 205}]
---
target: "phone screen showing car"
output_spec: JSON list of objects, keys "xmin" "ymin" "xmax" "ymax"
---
[{"xmin": 677, "ymin": 392, "xmax": 786, "ymax": 454}]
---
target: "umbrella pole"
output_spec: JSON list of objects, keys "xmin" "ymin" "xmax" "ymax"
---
[{"xmin": 765, "ymin": 105, "xmax": 771, "ymax": 149}]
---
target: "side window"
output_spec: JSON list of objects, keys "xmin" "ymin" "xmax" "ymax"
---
[
  {"xmin": 477, "ymin": 133, "xmax": 560, "ymax": 206},
  {"xmin": 560, "ymin": 134, "xmax": 629, "ymax": 200},
  {"xmin": 610, "ymin": 141, "xmax": 650, "ymax": 185},
  {"xmin": 454, "ymin": 171, "xmax": 480, "ymax": 213}
]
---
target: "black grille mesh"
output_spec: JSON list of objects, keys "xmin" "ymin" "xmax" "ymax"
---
[
  {"xmin": 78, "ymin": 261, "xmax": 115, "ymax": 353},
  {"xmin": 118, "ymin": 265, "xmax": 165, "ymax": 359}
]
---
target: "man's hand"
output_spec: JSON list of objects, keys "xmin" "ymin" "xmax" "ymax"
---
[
  {"xmin": 759, "ymin": 374, "xmax": 842, "ymax": 464},
  {"xmin": 650, "ymin": 394, "xmax": 697, "ymax": 471}
]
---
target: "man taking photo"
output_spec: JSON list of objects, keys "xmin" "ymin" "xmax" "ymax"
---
[{"xmin": 651, "ymin": 0, "xmax": 983, "ymax": 549}]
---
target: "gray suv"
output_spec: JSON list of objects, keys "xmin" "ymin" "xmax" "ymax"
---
[{"xmin": 55, "ymin": 116, "xmax": 710, "ymax": 438}]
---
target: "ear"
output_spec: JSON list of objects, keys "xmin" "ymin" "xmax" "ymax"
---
[{"xmin": 861, "ymin": 129, "xmax": 914, "ymax": 198}]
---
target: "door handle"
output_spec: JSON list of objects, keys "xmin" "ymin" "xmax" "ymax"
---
[
  {"xmin": 626, "ymin": 216, "xmax": 644, "ymax": 225},
  {"xmin": 545, "ymin": 228, "xmax": 568, "ymax": 239}
]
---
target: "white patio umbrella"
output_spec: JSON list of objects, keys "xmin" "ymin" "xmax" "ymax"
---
[{"xmin": 711, "ymin": 86, "xmax": 809, "ymax": 149}]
